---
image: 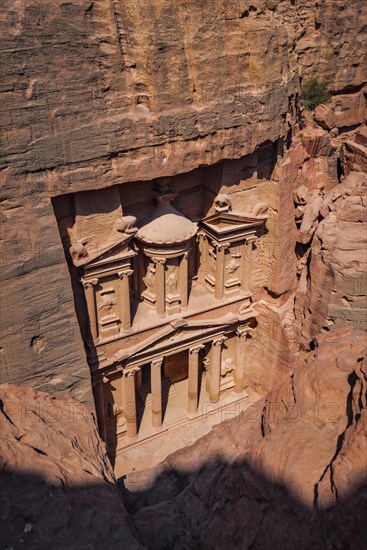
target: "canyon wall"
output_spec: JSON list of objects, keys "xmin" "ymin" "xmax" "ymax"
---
[{"xmin": 1, "ymin": 1, "xmax": 366, "ymax": 405}]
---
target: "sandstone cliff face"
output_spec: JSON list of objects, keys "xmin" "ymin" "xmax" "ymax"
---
[
  {"xmin": 123, "ymin": 328, "xmax": 367, "ymax": 549},
  {"xmin": 1, "ymin": 0, "xmax": 366, "ymax": 402},
  {"xmin": 0, "ymin": 384, "xmax": 142, "ymax": 549}
]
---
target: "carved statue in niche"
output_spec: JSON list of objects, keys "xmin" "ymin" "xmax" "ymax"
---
[
  {"xmin": 202, "ymin": 357, "xmax": 210, "ymax": 372},
  {"xmin": 113, "ymin": 215, "xmax": 138, "ymax": 234},
  {"xmin": 214, "ymin": 194, "xmax": 232, "ymax": 213},
  {"xmin": 166, "ymin": 269, "xmax": 178, "ymax": 296},
  {"xmin": 221, "ymin": 357, "xmax": 234, "ymax": 377},
  {"xmin": 226, "ymin": 253, "xmax": 241, "ymax": 275},
  {"xmin": 209, "ymin": 250, "xmax": 216, "ymax": 275},
  {"xmin": 98, "ymin": 289, "xmax": 117, "ymax": 313},
  {"xmin": 144, "ymin": 264, "xmax": 156, "ymax": 294}
]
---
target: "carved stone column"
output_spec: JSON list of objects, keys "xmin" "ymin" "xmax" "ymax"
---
[
  {"xmin": 215, "ymin": 243, "xmax": 230, "ymax": 300},
  {"xmin": 92, "ymin": 374, "xmax": 107, "ymax": 443},
  {"xmin": 118, "ymin": 270, "xmax": 133, "ymax": 330},
  {"xmin": 179, "ymin": 251, "xmax": 189, "ymax": 309},
  {"xmin": 242, "ymin": 237, "xmax": 256, "ymax": 292},
  {"xmin": 153, "ymin": 258, "xmax": 166, "ymax": 316},
  {"xmin": 210, "ymin": 335, "xmax": 227, "ymax": 403},
  {"xmin": 188, "ymin": 345, "xmax": 204, "ymax": 414},
  {"xmin": 122, "ymin": 368, "xmax": 139, "ymax": 439},
  {"xmin": 82, "ymin": 278, "xmax": 99, "ymax": 341},
  {"xmin": 151, "ymin": 357, "xmax": 164, "ymax": 428},
  {"xmin": 235, "ymin": 327, "xmax": 248, "ymax": 394}
]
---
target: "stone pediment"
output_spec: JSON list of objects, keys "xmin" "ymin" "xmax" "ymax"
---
[
  {"xmin": 71, "ymin": 234, "xmax": 134, "ymax": 269},
  {"xmin": 113, "ymin": 312, "xmax": 248, "ymax": 366}
]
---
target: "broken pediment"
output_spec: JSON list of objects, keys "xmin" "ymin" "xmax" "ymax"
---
[{"xmin": 70, "ymin": 233, "xmax": 135, "ymax": 269}]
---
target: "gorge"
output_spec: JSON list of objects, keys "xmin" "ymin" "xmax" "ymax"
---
[{"xmin": 1, "ymin": 1, "xmax": 366, "ymax": 548}]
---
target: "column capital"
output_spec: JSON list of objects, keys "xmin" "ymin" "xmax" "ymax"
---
[
  {"xmin": 82, "ymin": 277, "xmax": 99, "ymax": 288},
  {"xmin": 118, "ymin": 269, "xmax": 134, "ymax": 279},
  {"xmin": 213, "ymin": 335, "xmax": 228, "ymax": 347},
  {"xmin": 122, "ymin": 366, "xmax": 140, "ymax": 378},
  {"xmin": 189, "ymin": 344, "xmax": 205, "ymax": 355},
  {"xmin": 215, "ymin": 242, "xmax": 230, "ymax": 252},
  {"xmin": 151, "ymin": 356, "xmax": 164, "ymax": 369},
  {"xmin": 236, "ymin": 325, "xmax": 253, "ymax": 339},
  {"xmin": 152, "ymin": 257, "xmax": 166, "ymax": 265},
  {"xmin": 246, "ymin": 236, "xmax": 257, "ymax": 245}
]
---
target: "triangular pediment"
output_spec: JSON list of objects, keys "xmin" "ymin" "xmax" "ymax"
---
[{"xmin": 114, "ymin": 313, "xmax": 244, "ymax": 365}]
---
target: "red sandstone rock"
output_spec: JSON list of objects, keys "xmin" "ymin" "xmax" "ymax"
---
[
  {"xmin": 1, "ymin": 0, "xmax": 366, "ymax": 404},
  {"xmin": 297, "ymin": 171, "xmax": 367, "ymax": 347},
  {"xmin": 314, "ymin": 87, "xmax": 366, "ymax": 131},
  {"xmin": 127, "ymin": 329, "xmax": 367, "ymax": 549},
  {"xmin": 0, "ymin": 384, "xmax": 142, "ymax": 549}
]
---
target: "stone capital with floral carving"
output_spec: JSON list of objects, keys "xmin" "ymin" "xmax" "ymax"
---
[
  {"xmin": 189, "ymin": 344, "xmax": 205, "ymax": 355},
  {"xmin": 82, "ymin": 277, "xmax": 99, "ymax": 288},
  {"xmin": 118, "ymin": 269, "xmax": 134, "ymax": 279},
  {"xmin": 213, "ymin": 335, "xmax": 228, "ymax": 347}
]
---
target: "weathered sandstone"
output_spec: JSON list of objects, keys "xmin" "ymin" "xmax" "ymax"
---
[
  {"xmin": 314, "ymin": 87, "xmax": 366, "ymax": 131},
  {"xmin": 0, "ymin": 384, "xmax": 142, "ymax": 549},
  {"xmin": 125, "ymin": 328, "xmax": 367, "ymax": 549},
  {"xmin": 1, "ymin": 0, "xmax": 366, "ymax": 405}
]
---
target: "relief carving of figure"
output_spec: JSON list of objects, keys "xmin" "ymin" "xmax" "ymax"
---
[
  {"xmin": 166, "ymin": 269, "xmax": 178, "ymax": 295},
  {"xmin": 144, "ymin": 264, "xmax": 156, "ymax": 294},
  {"xmin": 209, "ymin": 250, "xmax": 216, "ymax": 275},
  {"xmin": 221, "ymin": 357, "xmax": 234, "ymax": 377},
  {"xmin": 98, "ymin": 289, "xmax": 116, "ymax": 312},
  {"xmin": 226, "ymin": 254, "xmax": 241, "ymax": 275}
]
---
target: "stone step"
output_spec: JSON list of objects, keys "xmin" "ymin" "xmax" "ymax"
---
[{"xmin": 164, "ymin": 414, "xmax": 189, "ymax": 430}]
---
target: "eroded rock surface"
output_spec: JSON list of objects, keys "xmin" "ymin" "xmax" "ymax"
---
[
  {"xmin": 1, "ymin": 0, "xmax": 366, "ymax": 403},
  {"xmin": 123, "ymin": 329, "xmax": 367, "ymax": 550},
  {"xmin": 0, "ymin": 384, "xmax": 142, "ymax": 549}
]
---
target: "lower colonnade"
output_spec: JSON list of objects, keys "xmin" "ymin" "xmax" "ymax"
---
[{"xmin": 93, "ymin": 325, "xmax": 251, "ymax": 444}]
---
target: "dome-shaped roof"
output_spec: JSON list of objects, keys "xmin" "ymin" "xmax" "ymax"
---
[{"xmin": 136, "ymin": 202, "xmax": 197, "ymax": 245}]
